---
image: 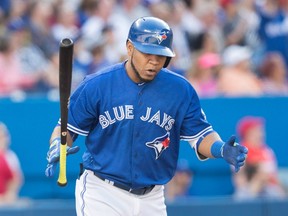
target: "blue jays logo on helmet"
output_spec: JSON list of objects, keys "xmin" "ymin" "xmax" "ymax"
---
[
  {"xmin": 146, "ymin": 132, "xmax": 170, "ymax": 159},
  {"xmin": 155, "ymin": 32, "xmax": 167, "ymax": 44}
]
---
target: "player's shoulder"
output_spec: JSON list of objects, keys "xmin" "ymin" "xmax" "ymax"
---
[
  {"xmin": 161, "ymin": 68, "xmax": 187, "ymax": 80},
  {"xmin": 84, "ymin": 62, "xmax": 124, "ymax": 83},
  {"xmin": 159, "ymin": 68, "xmax": 198, "ymax": 96},
  {"xmin": 160, "ymin": 68, "xmax": 192, "ymax": 87}
]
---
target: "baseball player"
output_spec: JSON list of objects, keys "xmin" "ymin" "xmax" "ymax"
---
[{"xmin": 45, "ymin": 17, "xmax": 248, "ymax": 216}]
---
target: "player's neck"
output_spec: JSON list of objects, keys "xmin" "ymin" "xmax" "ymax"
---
[{"xmin": 125, "ymin": 60, "xmax": 144, "ymax": 84}]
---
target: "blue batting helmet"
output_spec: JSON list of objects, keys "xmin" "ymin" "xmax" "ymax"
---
[{"xmin": 127, "ymin": 17, "xmax": 175, "ymax": 67}]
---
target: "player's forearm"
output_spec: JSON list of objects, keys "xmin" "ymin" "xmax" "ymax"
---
[
  {"xmin": 50, "ymin": 125, "xmax": 73, "ymax": 147},
  {"xmin": 197, "ymin": 132, "xmax": 222, "ymax": 158}
]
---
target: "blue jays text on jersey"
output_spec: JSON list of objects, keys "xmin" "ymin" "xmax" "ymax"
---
[
  {"xmin": 98, "ymin": 105, "xmax": 175, "ymax": 131},
  {"xmin": 64, "ymin": 61, "xmax": 213, "ymax": 189}
]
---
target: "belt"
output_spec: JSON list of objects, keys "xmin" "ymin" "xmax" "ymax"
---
[{"xmin": 93, "ymin": 172, "xmax": 155, "ymax": 196}]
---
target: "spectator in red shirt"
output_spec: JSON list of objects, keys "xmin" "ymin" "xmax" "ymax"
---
[
  {"xmin": 0, "ymin": 122, "xmax": 23, "ymax": 205},
  {"xmin": 233, "ymin": 116, "xmax": 286, "ymax": 199}
]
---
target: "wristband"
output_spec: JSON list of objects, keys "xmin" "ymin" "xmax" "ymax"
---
[{"xmin": 211, "ymin": 140, "xmax": 225, "ymax": 158}]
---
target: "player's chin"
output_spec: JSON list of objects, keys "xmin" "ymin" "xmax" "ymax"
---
[
  {"xmin": 142, "ymin": 71, "xmax": 158, "ymax": 81},
  {"xmin": 141, "ymin": 75, "xmax": 156, "ymax": 82}
]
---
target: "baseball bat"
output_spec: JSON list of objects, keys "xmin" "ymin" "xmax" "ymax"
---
[{"xmin": 57, "ymin": 38, "xmax": 74, "ymax": 187}]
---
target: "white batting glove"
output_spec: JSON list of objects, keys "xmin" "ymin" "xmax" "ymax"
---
[{"xmin": 45, "ymin": 138, "xmax": 80, "ymax": 177}]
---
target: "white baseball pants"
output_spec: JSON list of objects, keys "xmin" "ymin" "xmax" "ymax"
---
[{"xmin": 75, "ymin": 170, "xmax": 167, "ymax": 216}]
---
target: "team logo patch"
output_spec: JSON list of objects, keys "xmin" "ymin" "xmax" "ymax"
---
[
  {"xmin": 146, "ymin": 132, "xmax": 170, "ymax": 159},
  {"xmin": 154, "ymin": 32, "xmax": 168, "ymax": 44}
]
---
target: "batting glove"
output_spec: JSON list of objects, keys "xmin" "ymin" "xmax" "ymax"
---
[
  {"xmin": 222, "ymin": 135, "xmax": 248, "ymax": 172},
  {"xmin": 45, "ymin": 138, "xmax": 80, "ymax": 177}
]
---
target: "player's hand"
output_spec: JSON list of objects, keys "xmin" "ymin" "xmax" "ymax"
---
[
  {"xmin": 45, "ymin": 138, "xmax": 80, "ymax": 177},
  {"xmin": 222, "ymin": 135, "xmax": 248, "ymax": 172}
]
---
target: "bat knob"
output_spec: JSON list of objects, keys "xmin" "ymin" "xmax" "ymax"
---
[
  {"xmin": 57, "ymin": 181, "xmax": 67, "ymax": 187},
  {"xmin": 61, "ymin": 38, "xmax": 73, "ymax": 47}
]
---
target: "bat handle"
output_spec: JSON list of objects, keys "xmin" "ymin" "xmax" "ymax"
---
[{"xmin": 57, "ymin": 143, "xmax": 67, "ymax": 186}]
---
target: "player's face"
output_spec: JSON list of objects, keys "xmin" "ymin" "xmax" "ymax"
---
[{"xmin": 126, "ymin": 42, "xmax": 167, "ymax": 83}]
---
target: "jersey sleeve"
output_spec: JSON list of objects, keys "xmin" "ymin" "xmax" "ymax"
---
[
  {"xmin": 180, "ymin": 87, "xmax": 214, "ymax": 160},
  {"xmin": 66, "ymin": 79, "xmax": 99, "ymax": 136}
]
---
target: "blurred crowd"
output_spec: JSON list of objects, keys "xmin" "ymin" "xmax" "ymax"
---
[
  {"xmin": 165, "ymin": 115, "xmax": 288, "ymax": 201},
  {"xmin": 233, "ymin": 116, "xmax": 286, "ymax": 200},
  {"xmin": 0, "ymin": 0, "xmax": 288, "ymax": 99}
]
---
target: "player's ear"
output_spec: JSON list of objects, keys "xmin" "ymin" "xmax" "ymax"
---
[{"xmin": 126, "ymin": 40, "xmax": 133, "ymax": 56}]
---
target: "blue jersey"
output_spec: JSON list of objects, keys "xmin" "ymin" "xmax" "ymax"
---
[
  {"xmin": 67, "ymin": 61, "xmax": 213, "ymax": 188},
  {"xmin": 258, "ymin": 8, "xmax": 288, "ymax": 69}
]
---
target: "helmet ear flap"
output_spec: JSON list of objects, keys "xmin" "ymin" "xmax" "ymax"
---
[{"xmin": 164, "ymin": 57, "xmax": 171, "ymax": 68}]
